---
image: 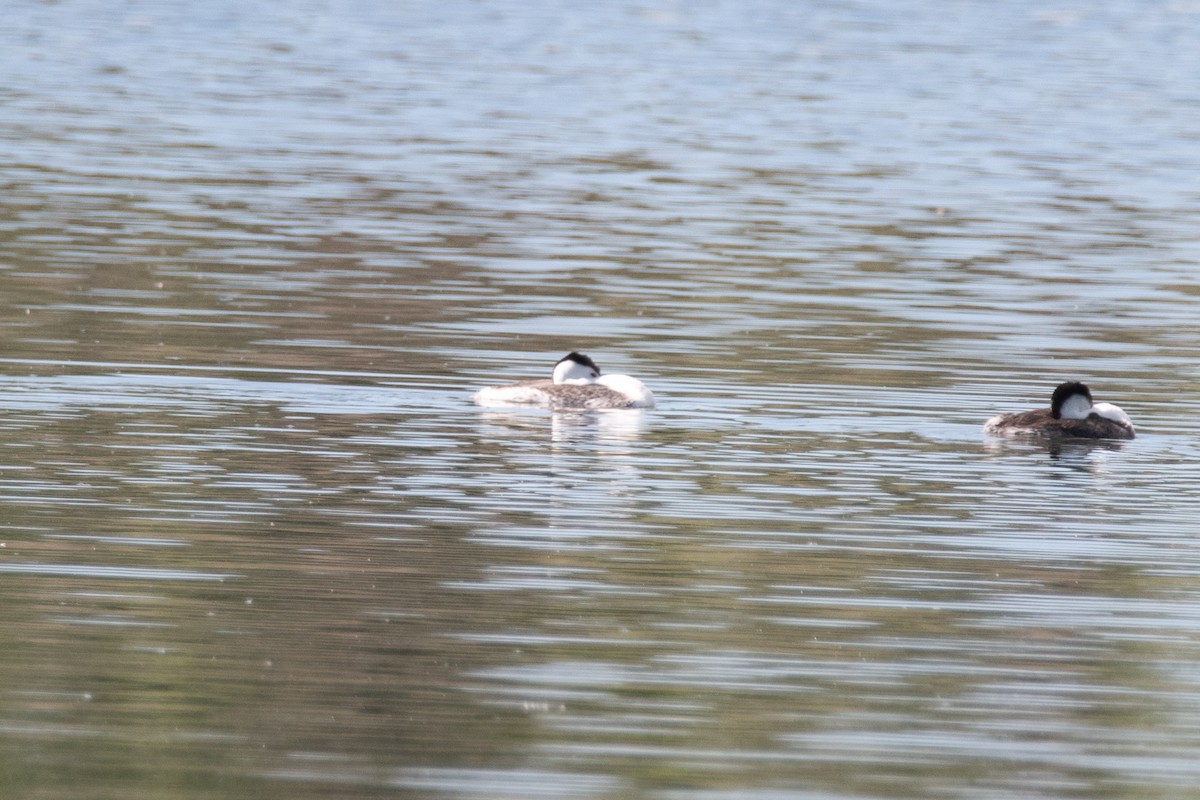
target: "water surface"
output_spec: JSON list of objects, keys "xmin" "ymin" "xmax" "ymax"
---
[{"xmin": 4, "ymin": 1, "xmax": 1200, "ymax": 798}]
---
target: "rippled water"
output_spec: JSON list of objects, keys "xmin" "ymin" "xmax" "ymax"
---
[{"xmin": 4, "ymin": 1, "xmax": 1200, "ymax": 798}]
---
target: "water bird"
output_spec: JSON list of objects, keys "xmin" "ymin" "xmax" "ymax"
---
[
  {"xmin": 473, "ymin": 352, "xmax": 655, "ymax": 410},
  {"xmin": 983, "ymin": 381, "xmax": 1135, "ymax": 440}
]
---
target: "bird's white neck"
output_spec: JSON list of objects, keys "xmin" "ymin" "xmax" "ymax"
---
[
  {"xmin": 552, "ymin": 359, "xmax": 598, "ymax": 385},
  {"xmin": 1058, "ymin": 393, "xmax": 1093, "ymax": 420}
]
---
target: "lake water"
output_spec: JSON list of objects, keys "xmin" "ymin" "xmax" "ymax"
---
[{"xmin": 4, "ymin": 1, "xmax": 1200, "ymax": 798}]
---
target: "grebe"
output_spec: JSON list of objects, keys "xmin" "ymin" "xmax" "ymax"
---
[
  {"xmin": 473, "ymin": 352, "xmax": 655, "ymax": 410},
  {"xmin": 983, "ymin": 381, "xmax": 1135, "ymax": 440}
]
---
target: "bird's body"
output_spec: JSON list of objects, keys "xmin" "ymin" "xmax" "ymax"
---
[
  {"xmin": 473, "ymin": 352, "xmax": 654, "ymax": 410},
  {"xmin": 984, "ymin": 382, "xmax": 1135, "ymax": 440}
]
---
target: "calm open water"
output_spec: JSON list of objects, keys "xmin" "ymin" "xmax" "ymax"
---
[{"xmin": 4, "ymin": 1, "xmax": 1200, "ymax": 798}]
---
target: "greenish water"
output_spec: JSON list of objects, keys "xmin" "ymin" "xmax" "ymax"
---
[{"xmin": 3, "ymin": 1, "xmax": 1200, "ymax": 798}]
